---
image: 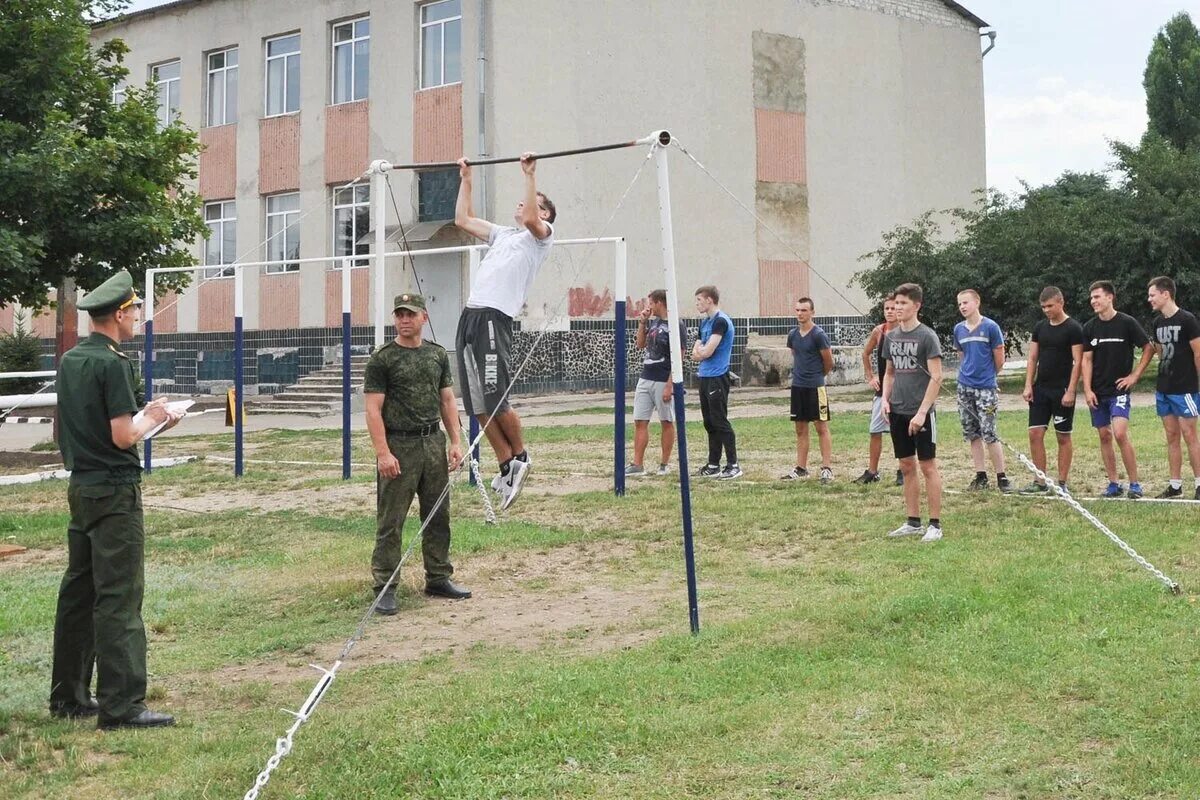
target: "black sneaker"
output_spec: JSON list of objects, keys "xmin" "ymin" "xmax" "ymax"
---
[
  {"xmin": 1018, "ymin": 482, "xmax": 1048, "ymax": 495},
  {"xmin": 852, "ymin": 470, "xmax": 880, "ymax": 485},
  {"xmin": 1195, "ymin": 486, "xmax": 1200, "ymax": 502},
  {"xmin": 895, "ymin": 469, "xmax": 904, "ymax": 486},
  {"xmin": 1156, "ymin": 485, "xmax": 1183, "ymax": 500},
  {"xmin": 967, "ymin": 474, "xmax": 989, "ymax": 491},
  {"xmin": 997, "ymin": 476, "xmax": 1014, "ymax": 493},
  {"xmin": 780, "ymin": 467, "xmax": 809, "ymax": 480},
  {"xmin": 716, "ymin": 463, "xmax": 743, "ymax": 480},
  {"xmin": 697, "ymin": 464, "xmax": 721, "ymax": 477}
]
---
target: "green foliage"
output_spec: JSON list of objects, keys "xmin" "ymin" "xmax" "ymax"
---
[
  {"xmin": 856, "ymin": 142, "xmax": 1200, "ymax": 347},
  {"xmin": 0, "ymin": 0, "xmax": 207, "ymax": 309},
  {"xmin": 1144, "ymin": 12, "xmax": 1200, "ymax": 151},
  {"xmin": 0, "ymin": 313, "xmax": 46, "ymax": 394}
]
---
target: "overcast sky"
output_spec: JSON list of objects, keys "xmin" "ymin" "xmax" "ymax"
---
[{"xmin": 123, "ymin": 0, "xmax": 1200, "ymax": 194}]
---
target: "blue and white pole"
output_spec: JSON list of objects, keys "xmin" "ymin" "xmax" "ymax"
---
[
  {"xmin": 653, "ymin": 131, "xmax": 700, "ymax": 634},
  {"xmin": 143, "ymin": 270, "xmax": 155, "ymax": 474},
  {"xmin": 613, "ymin": 238, "xmax": 628, "ymax": 496},
  {"xmin": 234, "ymin": 266, "xmax": 245, "ymax": 478},
  {"xmin": 341, "ymin": 257, "xmax": 353, "ymax": 480}
]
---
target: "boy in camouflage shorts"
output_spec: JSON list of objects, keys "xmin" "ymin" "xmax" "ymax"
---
[{"xmin": 953, "ymin": 290, "xmax": 1012, "ymax": 492}]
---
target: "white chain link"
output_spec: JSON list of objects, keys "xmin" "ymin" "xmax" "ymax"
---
[
  {"xmin": 469, "ymin": 452, "xmax": 498, "ymax": 525},
  {"xmin": 1008, "ymin": 447, "xmax": 1181, "ymax": 593}
]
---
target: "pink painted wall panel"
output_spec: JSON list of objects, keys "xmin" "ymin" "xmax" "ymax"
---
[
  {"xmin": 198, "ymin": 280, "xmax": 234, "ymax": 332},
  {"xmin": 758, "ymin": 260, "xmax": 809, "ymax": 315},
  {"xmin": 755, "ymin": 109, "xmax": 807, "ymax": 184},
  {"xmin": 258, "ymin": 272, "xmax": 300, "ymax": 330},
  {"xmin": 0, "ymin": 305, "xmax": 13, "ymax": 334},
  {"xmin": 324, "ymin": 269, "xmax": 371, "ymax": 328},
  {"xmin": 325, "ymin": 101, "xmax": 370, "ymax": 185},
  {"xmin": 413, "ymin": 84, "xmax": 463, "ymax": 163},
  {"xmin": 259, "ymin": 115, "xmax": 301, "ymax": 195},
  {"xmin": 199, "ymin": 124, "xmax": 237, "ymax": 200},
  {"xmin": 31, "ymin": 309, "xmax": 56, "ymax": 339},
  {"xmin": 153, "ymin": 291, "xmax": 178, "ymax": 334}
]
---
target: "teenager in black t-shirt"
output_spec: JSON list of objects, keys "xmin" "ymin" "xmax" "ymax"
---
[
  {"xmin": 1020, "ymin": 287, "xmax": 1084, "ymax": 492},
  {"xmin": 1081, "ymin": 281, "xmax": 1154, "ymax": 498},
  {"xmin": 1146, "ymin": 276, "xmax": 1200, "ymax": 499}
]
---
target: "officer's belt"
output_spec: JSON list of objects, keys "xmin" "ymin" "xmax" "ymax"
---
[{"xmin": 387, "ymin": 423, "xmax": 441, "ymax": 438}]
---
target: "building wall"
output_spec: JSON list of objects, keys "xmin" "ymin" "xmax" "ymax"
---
[{"xmin": 90, "ymin": 0, "xmax": 985, "ymax": 337}]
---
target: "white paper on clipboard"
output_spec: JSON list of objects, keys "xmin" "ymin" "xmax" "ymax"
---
[{"xmin": 133, "ymin": 400, "xmax": 194, "ymax": 441}]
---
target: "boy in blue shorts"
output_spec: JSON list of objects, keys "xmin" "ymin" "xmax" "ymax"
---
[
  {"xmin": 1146, "ymin": 276, "xmax": 1200, "ymax": 500},
  {"xmin": 1081, "ymin": 281, "xmax": 1154, "ymax": 498}
]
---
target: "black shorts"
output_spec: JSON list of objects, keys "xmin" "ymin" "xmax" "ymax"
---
[
  {"xmin": 1028, "ymin": 385, "xmax": 1075, "ymax": 434},
  {"xmin": 889, "ymin": 410, "xmax": 938, "ymax": 461},
  {"xmin": 455, "ymin": 306, "xmax": 512, "ymax": 417},
  {"xmin": 790, "ymin": 386, "xmax": 830, "ymax": 422}
]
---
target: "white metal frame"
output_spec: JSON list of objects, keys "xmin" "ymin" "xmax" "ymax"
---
[
  {"xmin": 419, "ymin": 0, "xmax": 462, "ymax": 90},
  {"xmin": 330, "ymin": 17, "xmax": 370, "ymax": 105},
  {"xmin": 206, "ymin": 46, "xmax": 239, "ymax": 127},
  {"xmin": 203, "ymin": 200, "xmax": 237, "ymax": 279},
  {"xmin": 264, "ymin": 193, "xmax": 301, "ymax": 274},
  {"xmin": 264, "ymin": 33, "xmax": 301, "ymax": 117},
  {"xmin": 151, "ymin": 59, "xmax": 181, "ymax": 129},
  {"xmin": 330, "ymin": 184, "xmax": 370, "ymax": 268}
]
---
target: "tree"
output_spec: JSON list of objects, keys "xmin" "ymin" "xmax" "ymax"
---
[
  {"xmin": 0, "ymin": 313, "xmax": 46, "ymax": 394},
  {"xmin": 0, "ymin": 0, "xmax": 206, "ymax": 311},
  {"xmin": 1144, "ymin": 11, "xmax": 1200, "ymax": 151}
]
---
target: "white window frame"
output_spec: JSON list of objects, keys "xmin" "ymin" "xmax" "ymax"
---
[
  {"xmin": 206, "ymin": 46, "xmax": 239, "ymax": 127},
  {"xmin": 112, "ymin": 83, "xmax": 127, "ymax": 105},
  {"xmin": 151, "ymin": 60, "xmax": 181, "ymax": 128},
  {"xmin": 331, "ymin": 184, "xmax": 371, "ymax": 268},
  {"xmin": 265, "ymin": 193, "xmax": 301, "ymax": 274},
  {"xmin": 264, "ymin": 33, "xmax": 301, "ymax": 117},
  {"xmin": 331, "ymin": 17, "xmax": 369, "ymax": 105},
  {"xmin": 419, "ymin": 0, "xmax": 462, "ymax": 90},
  {"xmin": 203, "ymin": 201, "xmax": 237, "ymax": 279}
]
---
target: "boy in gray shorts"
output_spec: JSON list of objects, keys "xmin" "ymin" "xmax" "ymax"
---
[{"xmin": 629, "ymin": 290, "xmax": 684, "ymax": 475}]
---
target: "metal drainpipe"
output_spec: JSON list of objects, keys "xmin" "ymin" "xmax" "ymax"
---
[
  {"xmin": 477, "ymin": 0, "xmax": 490, "ymax": 220},
  {"xmin": 981, "ymin": 30, "xmax": 997, "ymax": 58}
]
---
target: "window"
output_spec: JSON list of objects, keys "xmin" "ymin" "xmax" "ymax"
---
[
  {"xmin": 112, "ymin": 83, "xmax": 127, "ymax": 105},
  {"xmin": 420, "ymin": 0, "xmax": 461, "ymax": 89},
  {"xmin": 265, "ymin": 34, "xmax": 301, "ymax": 116},
  {"xmin": 417, "ymin": 169, "xmax": 460, "ymax": 222},
  {"xmin": 331, "ymin": 18, "xmax": 369, "ymax": 104},
  {"xmin": 152, "ymin": 60, "xmax": 181, "ymax": 128},
  {"xmin": 207, "ymin": 47, "xmax": 238, "ymax": 126},
  {"xmin": 203, "ymin": 201, "xmax": 237, "ymax": 278},
  {"xmin": 265, "ymin": 193, "xmax": 300, "ymax": 273},
  {"xmin": 332, "ymin": 184, "xmax": 370, "ymax": 267}
]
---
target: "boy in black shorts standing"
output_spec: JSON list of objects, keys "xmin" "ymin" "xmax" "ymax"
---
[
  {"xmin": 881, "ymin": 283, "xmax": 944, "ymax": 542},
  {"xmin": 780, "ymin": 298, "xmax": 834, "ymax": 483},
  {"xmin": 1020, "ymin": 286, "xmax": 1084, "ymax": 493}
]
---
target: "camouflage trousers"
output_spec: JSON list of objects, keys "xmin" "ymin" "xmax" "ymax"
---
[
  {"xmin": 372, "ymin": 431, "xmax": 453, "ymax": 591},
  {"xmin": 957, "ymin": 385, "xmax": 1000, "ymax": 444}
]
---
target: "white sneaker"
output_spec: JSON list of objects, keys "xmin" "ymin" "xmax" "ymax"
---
[
  {"xmin": 887, "ymin": 522, "xmax": 924, "ymax": 538},
  {"xmin": 654, "ymin": 463, "xmax": 673, "ymax": 476},
  {"xmin": 819, "ymin": 466, "xmax": 833, "ymax": 485},
  {"xmin": 716, "ymin": 463, "xmax": 743, "ymax": 480},
  {"xmin": 500, "ymin": 457, "xmax": 531, "ymax": 510},
  {"xmin": 920, "ymin": 524, "xmax": 943, "ymax": 543},
  {"xmin": 490, "ymin": 473, "xmax": 504, "ymax": 494}
]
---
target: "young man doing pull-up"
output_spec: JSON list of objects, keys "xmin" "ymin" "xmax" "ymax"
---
[{"xmin": 454, "ymin": 153, "xmax": 556, "ymax": 510}]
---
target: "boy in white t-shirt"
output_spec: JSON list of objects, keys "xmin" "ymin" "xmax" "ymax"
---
[{"xmin": 454, "ymin": 153, "xmax": 556, "ymax": 510}]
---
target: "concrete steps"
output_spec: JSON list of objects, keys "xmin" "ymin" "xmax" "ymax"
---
[{"xmin": 253, "ymin": 355, "xmax": 370, "ymax": 417}]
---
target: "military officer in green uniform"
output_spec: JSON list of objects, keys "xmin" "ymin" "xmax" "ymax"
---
[
  {"xmin": 50, "ymin": 270, "xmax": 183, "ymax": 729},
  {"xmin": 366, "ymin": 293, "xmax": 471, "ymax": 614}
]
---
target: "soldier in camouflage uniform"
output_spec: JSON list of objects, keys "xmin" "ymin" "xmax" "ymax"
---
[
  {"xmin": 366, "ymin": 293, "xmax": 471, "ymax": 614},
  {"xmin": 50, "ymin": 270, "xmax": 183, "ymax": 730}
]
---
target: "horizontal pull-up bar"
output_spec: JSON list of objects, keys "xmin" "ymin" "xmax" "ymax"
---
[{"xmin": 386, "ymin": 130, "xmax": 672, "ymax": 171}]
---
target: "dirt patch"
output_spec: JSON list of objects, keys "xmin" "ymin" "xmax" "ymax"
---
[
  {"xmin": 0, "ymin": 450, "xmax": 63, "ymax": 475},
  {"xmin": 0, "ymin": 546, "xmax": 65, "ymax": 572},
  {"xmin": 188, "ymin": 541, "xmax": 677, "ymax": 689},
  {"xmin": 152, "ymin": 479, "xmax": 373, "ymax": 515}
]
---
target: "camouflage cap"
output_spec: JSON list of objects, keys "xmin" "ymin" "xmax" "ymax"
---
[
  {"xmin": 78, "ymin": 270, "xmax": 142, "ymax": 315},
  {"xmin": 392, "ymin": 293, "xmax": 427, "ymax": 313}
]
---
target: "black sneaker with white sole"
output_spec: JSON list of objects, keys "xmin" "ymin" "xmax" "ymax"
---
[
  {"xmin": 715, "ymin": 463, "xmax": 743, "ymax": 480},
  {"xmin": 697, "ymin": 464, "xmax": 721, "ymax": 477}
]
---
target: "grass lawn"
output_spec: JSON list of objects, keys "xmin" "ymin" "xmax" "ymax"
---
[{"xmin": 1, "ymin": 400, "xmax": 1198, "ymax": 799}]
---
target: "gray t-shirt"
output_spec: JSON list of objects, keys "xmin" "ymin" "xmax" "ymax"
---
[{"xmin": 883, "ymin": 323, "xmax": 942, "ymax": 415}]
